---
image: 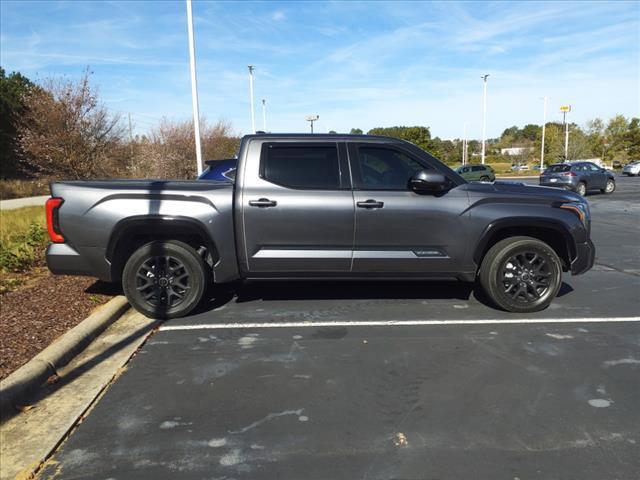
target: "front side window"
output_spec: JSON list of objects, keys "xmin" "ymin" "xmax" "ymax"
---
[
  {"xmin": 587, "ymin": 163, "xmax": 600, "ymax": 171},
  {"xmin": 471, "ymin": 165, "xmax": 484, "ymax": 172},
  {"xmin": 261, "ymin": 144, "xmax": 340, "ymax": 189},
  {"xmin": 355, "ymin": 146, "xmax": 424, "ymax": 190}
]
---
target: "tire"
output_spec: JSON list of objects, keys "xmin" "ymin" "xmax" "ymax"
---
[
  {"xmin": 122, "ymin": 240, "xmax": 207, "ymax": 319},
  {"xmin": 479, "ymin": 236, "xmax": 562, "ymax": 313},
  {"xmin": 576, "ymin": 182, "xmax": 587, "ymax": 196},
  {"xmin": 479, "ymin": 176, "xmax": 490, "ymax": 182},
  {"xmin": 601, "ymin": 179, "xmax": 615, "ymax": 194}
]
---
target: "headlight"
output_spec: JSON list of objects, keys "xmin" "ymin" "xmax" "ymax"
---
[{"xmin": 558, "ymin": 201, "xmax": 590, "ymax": 224}]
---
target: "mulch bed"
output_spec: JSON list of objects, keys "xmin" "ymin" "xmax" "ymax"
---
[{"xmin": 0, "ymin": 273, "xmax": 120, "ymax": 380}]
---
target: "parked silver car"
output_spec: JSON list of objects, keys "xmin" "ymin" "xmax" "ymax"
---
[{"xmin": 622, "ymin": 161, "xmax": 640, "ymax": 176}]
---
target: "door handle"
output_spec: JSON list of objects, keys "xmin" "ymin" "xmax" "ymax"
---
[
  {"xmin": 249, "ymin": 198, "xmax": 277, "ymax": 208},
  {"xmin": 357, "ymin": 199, "xmax": 384, "ymax": 209}
]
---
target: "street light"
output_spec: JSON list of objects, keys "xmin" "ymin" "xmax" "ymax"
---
[
  {"xmin": 540, "ymin": 96, "xmax": 547, "ymax": 170},
  {"xmin": 305, "ymin": 114, "xmax": 319, "ymax": 133},
  {"xmin": 560, "ymin": 104, "xmax": 571, "ymax": 161},
  {"xmin": 481, "ymin": 74, "xmax": 489, "ymax": 164},
  {"xmin": 185, "ymin": 0, "xmax": 203, "ymax": 175},
  {"xmin": 462, "ymin": 122, "xmax": 468, "ymax": 165},
  {"xmin": 248, "ymin": 65, "xmax": 256, "ymax": 133},
  {"xmin": 261, "ymin": 99, "xmax": 267, "ymax": 132}
]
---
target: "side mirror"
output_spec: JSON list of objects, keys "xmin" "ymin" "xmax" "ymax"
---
[{"xmin": 409, "ymin": 170, "xmax": 450, "ymax": 194}]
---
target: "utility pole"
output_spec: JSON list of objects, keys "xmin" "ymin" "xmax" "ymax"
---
[
  {"xmin": 540, "ymin": 96, "xmax": 547, "ymax": 170},
  {"xmin": 560, "ymin": 105, "xmax": 571, "ymax": 161},
  {"xmin": 261, "ymin": 99, "xmax": 267, "ymax": 132},
  {"xmin": 248, "ymin": 65, "xmax": 256, "ymax": 133},
  {"xmin": 185, "ymin": 0, "xmax": 203, "ymax": 176},
  {"xmin": 481, "ymin": 74, "xmax": 489, "ymax": 164}
]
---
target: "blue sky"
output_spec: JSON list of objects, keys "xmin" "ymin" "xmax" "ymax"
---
[{"xmin": 1, "ymin": 0, "xmax": 638, "ymax": 139}]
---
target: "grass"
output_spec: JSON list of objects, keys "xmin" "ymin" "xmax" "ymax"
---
[{"xmin": 0, "ymin": 206, "xmax": 48, "ymax": 293}]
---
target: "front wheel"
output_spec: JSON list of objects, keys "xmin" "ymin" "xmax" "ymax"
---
[
  {"xmin": 122, "ymin": 240, "xmax": 207, "ymax": 319},
  {"xmin": 479, "ymin": 236, "xmax": 562, "ymax": 313},
  {"xmin": 601, "ymin": 179, "xmax": 615, "ymax": 194}
]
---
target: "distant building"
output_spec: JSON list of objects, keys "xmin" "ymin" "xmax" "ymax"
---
[
  {"xmin": 500, "ymin": 146, "xmax": 534, "ymax": 156},
  {"xmin": 573, "ymin": 158, "xmax": 603, "ymax": 166}
]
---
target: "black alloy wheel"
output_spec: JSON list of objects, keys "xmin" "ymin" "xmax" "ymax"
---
[
  {"xmin": 135, "ymin": 255, "xmax": 190, "ymax": 308},
  {"xmin": 123, "ymin": 240, "xmax": 207, "ymax": 319},
  {"xmin": 500, "ymin": 251, "xmax": 553, "ymax": 304},
  {"xmin": 479, "ymin": 236, "xmax": 562, "ymax": 313}
]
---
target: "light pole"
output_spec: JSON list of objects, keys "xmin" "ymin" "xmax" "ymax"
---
[
  {"xmin": 560, "ymin": 104, "xmax": 571, "ymax": 161},
  {"xmin": 462, "ymin": 122, "xmax": 468, "ymax": 165},
  {"xmin": 305, "ymin": 115, "xmax": 319, "ymax": 133},
  {"xmin": 481, "ymin": 74, "xmax": 489, "ymax": 164},
  {"xmin": 248, "ymin": 65, "xmax": 256, "ymax": 133},
  {"xmin": 261, "ymin": 99, "xmax": 267, "ymax": 132},
  {"xmin": 185, "ymin": 0, "xmax": 203, "ymax": 176},
  {"xmin": 540, "ymin": 96, "xmax": 547, "ymax": 170}
]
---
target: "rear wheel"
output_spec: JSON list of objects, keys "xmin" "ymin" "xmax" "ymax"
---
[
  {"xmin": 479, "ymin": 236, "xmax": 562, "ymax": 313},
  {"xmin": 601, "ymin": 179, "xmax": 615, "ymax": 194},
  {"xmin": 122, "ymin": 240, "xmax": 207, "ymax": 319},
  {"xmin": 576, "ymin": 182, "xmax": 587, "ymax": 196}
]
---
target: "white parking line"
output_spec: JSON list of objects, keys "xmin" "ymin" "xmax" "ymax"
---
[{"xmin": 159, "ymin": 316, "xmax": 640, "ymax": 331}]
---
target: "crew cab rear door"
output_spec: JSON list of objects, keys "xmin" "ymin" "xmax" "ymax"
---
[
  {"xmin": 239, "ymin": 140, "xmax": 354, "ymax": 273},
  {"xmin": 348, "ymin": 143, "xmax": 470, "ymax": 274}
]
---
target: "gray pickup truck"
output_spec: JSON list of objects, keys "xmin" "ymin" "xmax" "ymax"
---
[{"xmin": 46, "ymin": 133, "xmax": 594, "ymax": 318}]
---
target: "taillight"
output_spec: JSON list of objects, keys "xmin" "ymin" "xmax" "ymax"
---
[
  {"xmin": 561, "ymin": 171, "xmax": 577, "ymax": 177},
  {"xmin": 45, "ymin": 197, "xmax": 65, "ymax": 243}
]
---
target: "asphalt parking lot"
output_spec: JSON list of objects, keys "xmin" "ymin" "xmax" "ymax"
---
[{"xmin": 40, "ymin": 176, "xmax": 639, "ymax": 479}]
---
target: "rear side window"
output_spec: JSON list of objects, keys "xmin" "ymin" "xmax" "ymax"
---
[
  {"xmin": 546, "ymin": 164, "xmax": 570, "ymax": 173},
  {"xmin": 261, "ymin": 144, "xmax": 340, "ymax": 189}
]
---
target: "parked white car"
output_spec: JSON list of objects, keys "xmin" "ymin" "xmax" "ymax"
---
[{"xmin": 622, "ymin": 161, "xmax": 640, "ymax": 176}]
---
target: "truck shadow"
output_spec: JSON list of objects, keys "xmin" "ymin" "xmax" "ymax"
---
[{"xmin": 192, "ymin": 280, "xmax": 574, "ymax": 315}]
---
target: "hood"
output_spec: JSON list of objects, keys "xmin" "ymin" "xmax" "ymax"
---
[{"xmin": 464, "ymin": 180, "xmax": 584, "ymax": 203}]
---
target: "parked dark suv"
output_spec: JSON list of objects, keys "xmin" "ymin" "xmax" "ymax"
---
[{"xmin": 539, "ymin": 161, "xmax": 615, "ymax": 196}]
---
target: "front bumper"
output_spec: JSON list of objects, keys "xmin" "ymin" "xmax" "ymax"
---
[{"xmin": 571, "ymin": 239, "xmax": 595, "ymax": 275}]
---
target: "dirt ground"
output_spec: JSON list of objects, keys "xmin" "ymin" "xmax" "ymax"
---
[{"xmin": 0, "ymin": 271, "xmax": 118, "ymax": 380}]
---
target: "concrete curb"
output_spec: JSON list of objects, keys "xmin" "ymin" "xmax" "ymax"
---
[{"xmin": 0, "ymin": 296, "xmax": 130, "ymax": 416}]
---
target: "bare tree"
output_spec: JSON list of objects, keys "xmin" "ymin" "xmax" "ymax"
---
[
  {"xmin": 132, "ymin": 118, "xmax": 240, "ymax": 179},
  {"xmin": 18, "ymin": 68, "xmax": 125, "ymax": 179}
]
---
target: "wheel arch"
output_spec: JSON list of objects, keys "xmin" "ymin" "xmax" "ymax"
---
[
  {"xmin": 107, "ymin": 215, "xmax": 218, "ymax": 283},
  {"xmin": 474, "ymin": 218, "xmax": 575, "ymax": 272}
]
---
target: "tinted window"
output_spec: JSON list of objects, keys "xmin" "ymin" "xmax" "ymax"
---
[
  {"xmin": 546, "ymin": 164, "xmax": 570, "ymax": 173},
  {"xmin": 356, "ymin": 146, "xmax": 424, "ymax": 190},
  {"xmin": 262, "ymin": 144, "xmax": 340, "ymax": 189},
  {"xmin": 471, "ymin": 165, "xmax": 484, "ymax": 172}
]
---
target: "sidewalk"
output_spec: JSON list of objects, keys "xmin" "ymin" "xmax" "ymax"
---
[{"xmin": 0, "ymin": 195, "xmax": 49, "ymax": 210}]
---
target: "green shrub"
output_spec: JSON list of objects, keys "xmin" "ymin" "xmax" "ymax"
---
[{"xmin": 0, "ymin": 206, "xmax": 47, "ymax": 273}]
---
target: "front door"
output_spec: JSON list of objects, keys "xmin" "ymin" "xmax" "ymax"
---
[
  {"xmin": 240, "ymin": 141, "xmax": 354, "ymax": 273},
  {"xmin": 348, "ymin": 143, "xmax": 471, "ymax": 274}
]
